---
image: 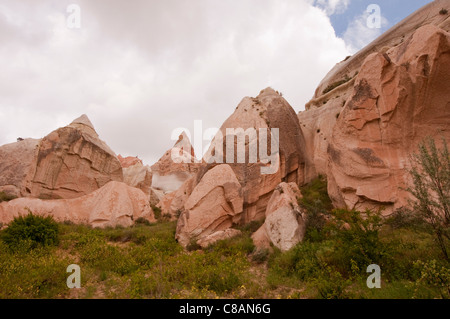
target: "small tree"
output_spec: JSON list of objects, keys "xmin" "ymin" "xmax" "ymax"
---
[{"xmin": 407, "ymin": 137, "xmax": 450, "ymax": 260}]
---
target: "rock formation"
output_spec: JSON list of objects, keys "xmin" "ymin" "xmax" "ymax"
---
[
  {"xmin": 119, "ymin": 155, "xmax": 153, "ymax": 195},
  {"xmin": 151, "ymin": 132, "xmax": 201, "ymax": 193},
  {"xmin": 175, "ymin": 164, "xmax": 243, "ymax": 248},
  {"xmin": 203, "ymin": 87, "xmax": 308, "ymax": 223},
  {"xmin": 0, "ymin": 181, "xmax": 155, "ymax": 228},
  {"xmin": 298, "ymin": 0, "xmax": 450, "ymax": 215},
  {"xmin": 327, "ymin": 24, "xmax": 450, "ymax": 214},
  {"xmin": 0, "ymin": 115, "xmax": 123, "ymax": 200},
  {"xmin": 252, "ymin": 182, "xmax": 306, "ymax": 251},
  {"xmin": 0, "ymin": 138, "xmax": 41, "ymax": 198}
]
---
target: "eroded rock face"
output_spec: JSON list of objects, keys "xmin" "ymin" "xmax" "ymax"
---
[
  {"xmin": 327, "ymin": 25, "xmax": 450, "ymax": 214},
  {"xmin": 252, "ymin": 182, "xmax": 305, "ymax": 251},
  {"xmin": 151, "ymin": 132, "xmax": 201, "ymax": 193},
  {"xmin": 118, "ymin": 155, "xmax": 143, "ymax": 168},
  {"xmin": 120, "ymin": 158, "xmax": 153, "ymax": 195},
  {"xmin": 0, "ymin": 181, "xmax": 155, "ymax": 228},
  {"xmin": 0, "ymin": 115, "xmax": 123, "ymax": 200},
  {"xmin": 175, "ymin": 164, "xmax": 243, "ymax": 248},
  {"xmin": 157, "ymin": 176, "xmax": 196, "ymax": 219},
  {"xmin": 0, "ymin": 138, "xmax": 41, "ymax": 198},
  {"xmin": 203, "ymin": 87, "xmax": 308, "ymax": 223},
  {"xmin": 299, "ymin": 0, "xmax": 450, "ymax": 187}
]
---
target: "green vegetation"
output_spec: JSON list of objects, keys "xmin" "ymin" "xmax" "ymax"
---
[
  {"xmin": 440, "ymin": 8, "xmax": 448, "ymax": 15},
  {"xmin": 0, "ymin": 191, "xmax": 16, "ymax": 203},
  {"xmin": 406, "ymin": 137, "xmax": 450, "ymax": 260},
  {"xmin": 1, "ymin": 212, "xmax": 60, "ymax": 252},
  {"xmin": 0, "ymin": 143, "xmax": 448, "ymax": 298},
  {"xmin": 266, "ymin": 175, "xmax": 449, "ymax": 299}
]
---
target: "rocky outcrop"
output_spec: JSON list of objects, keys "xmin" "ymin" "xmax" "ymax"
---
[
  {"xmin": 157, "ymin": 176, "xmax": 196, "ymax": 219},
  {"xmin": 0, "ymin": 181, "xmax": 155, "ymax": 228},
  {"xmin": 252, "ymin": 182, "xmax": 306, "ymax": 251},
  {"xmin": 299, "ymin": 0, "xmax": 450, "ymax": 184},
  {"xmin": 118, "ymin": 155, "xmax": 143, "ymax": 168},
  {"xmin": 151, "ymin": 132, "xmax": 201, "ymax": 193},
  {"xmin": 175, "ymin": 164, "xmax": 243, "ymax": 248},
  {"xmin": 120, "ymin": 156, "xmax": 153, "ymax": 195},
  {"xmin": 203, "ymin": 87, "xmax": 308, "ymax": 223},
  {"xmin": 0, "ymin": 115, "xmax": 123, "ymax": 200},
  {"xmin": 327, "ymin": 24, "xmax": 450, "ymax": 214},
  {"xmin": 0, "ymin": 138, "xmax": 41, "ymax": 198}
]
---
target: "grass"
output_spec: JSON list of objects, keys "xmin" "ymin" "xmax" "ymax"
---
[{"xmin": 0, "ymin": 177, "xmax": 448, "ymax": 299}]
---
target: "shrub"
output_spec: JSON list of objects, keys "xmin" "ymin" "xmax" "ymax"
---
[
  {"xmin": 135, "ymin": 217, "xmax": 152, "ymax": 226},
  {"xmin": 151, "ymin": 205, "xmax": 162, "ymax": 221},
  {"xmin": 440, "ymin": 8, "xmax": 448, "ymax": 15},
  {"xmin": 0, "ymin": 191, "xmax": 16, "ymax": 203},
  {"xmin": 1, "ymin": 212, "xmax": 59, "ymax": 251},
  {"xmin": 413, "ymin": 260, "xmax": 450, "ymax": 299},
  {"xmin": 312, "ymin": 264, "xmax": 353, "ymax": 299},
  {"xmin": 407, "ymin": 137, "xmax": 450, "ymax": 260},
  {"xmin": 250, "ymin": 248, "xmax": 270, "ymax": 264},
  {"xmin": 299, "ymin": 175, "xmax": 333, "ymax": 242},
  {"xmin": 327, "ymin": 209, "xmax": 391, "ymax": 275}
]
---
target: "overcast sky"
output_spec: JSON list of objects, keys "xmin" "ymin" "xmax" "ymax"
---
[{"xmin": 0, "ymin": 0, "xmax": 432, "ymax": 165}]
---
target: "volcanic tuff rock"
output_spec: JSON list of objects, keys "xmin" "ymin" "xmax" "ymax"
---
[
  {"xmin": 119, "ymin": 155, "xmax": 153, "ymax": 195},
  {"xmin": 327, "ymin": 24, "xmax": 450, "ymax": 214},
  {"xmin": 299, "ymin": 0, "xmax": 450, "ymax": 184},
  {"xmin": 175, "ymin": 164, "xmax": 243, "ymax": 248},
  {"xmin": 0, "ymin": 115, "xmax": 123, "ymax": 200},
  {"xmin": 151, "ymin": 132, "xmax": 201, "ymax": 193},
  {"xmin": 252, "ymin": 182, "xmax": 306, "ymax": 251},
  {"xmin": 0, "ymin": 181, "xmax": 155, "ymax": 228},
  {"xmin": 0, "ymin": 138, "xmax": 41, "ymax": 198},
  {"xmin": 203, "ymin": 87, "xmax": 308, "ymax": 223}
]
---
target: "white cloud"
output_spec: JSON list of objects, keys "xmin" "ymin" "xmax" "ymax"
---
[
  {"xmin": 343, "ymin": 9, "xmax": 389, "ymax": 53},
  {"xmin": 0, "ymin": 0, "xmax": 350, "ymax": 165},
  {"xmin": 314, "ymin": 0, "xmax": 350, "ymax": 15}
]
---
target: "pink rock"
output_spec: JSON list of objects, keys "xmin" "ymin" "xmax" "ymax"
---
[
  {"xmin": 252, "ymin": 182, "xmax": 306, "ymax": 252},
  {"xmin": 175, "ymin": 164, "xmax": 243, "ymax": 248},
  {"xmin": 0, "ymin": 181, "xmax": 155, "ymax": 228}
]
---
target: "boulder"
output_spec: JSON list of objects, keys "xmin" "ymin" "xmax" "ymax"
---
[
  {"xmin": 0, "ymin": 181, "xmax": 155, "ymax": 228},
  {"xmin": 252, "ymin": 182, "xmax": 306, "ymax": 251},
  {"xmin": 0, "ymin": 138, "xmax": 41, "ymax": 198},
  {"xmin": 175, "ymin": 164, "xmax": 243, "ymax": 248}
]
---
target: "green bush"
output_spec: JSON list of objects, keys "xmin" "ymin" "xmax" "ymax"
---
[
  {"xmin": 0, "ymin": 191, "xmax": 16, "ymax": 203},
  {"xmin": 299, "ymin": 175, "xmax": 333, "ymax": 242},
  {"xmin": 327, "ymin": 209, "xmax": 391, "ymax": 275},
  {"xmin": 1, "ymin": 212, "xmax": 59, "ymax": 252},
  {"xmin": 413, "ymin": 260, "xmax": 450, "ymax": 299},
  {"xmin": 151, "ymin": 205, "xmax": 162, "ymax": 221}
]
